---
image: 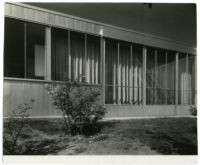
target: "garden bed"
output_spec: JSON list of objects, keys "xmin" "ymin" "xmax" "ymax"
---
[{"xmin": 3, "ymin": 117, "xmax": 197, "ymax": 155}]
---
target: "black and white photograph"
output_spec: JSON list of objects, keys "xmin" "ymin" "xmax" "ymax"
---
[{"xmin": 2, "ymin": 1, "xmax": 198, "ymax": 162}]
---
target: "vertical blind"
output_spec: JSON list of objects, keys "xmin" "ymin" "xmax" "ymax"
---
[
  {"xmin": 146, "ymin": 48, "xmax": 156, "ymax": 105},
  {"xmin": 51, "ymin": 28, "xmax": 101, "ymax": 84},
  {"xmin": 146, "ymin": 48, "xmax": 176, "ymax": 105},
  {"xmin": 87, "ymin": 35, "xmax": 101, "ymax": 84},
  {"xmin": 105, "ymin": 40, "xmax": 143, "ymax": 105},
  {"xmin": 167, "ymin": 51, "xmax": 175, "ymax": 104},
  {"xmin": 178, "ymin": 53, "xmax": 195, "ymax": 105},
  {"xmin": 4, "ymin": 18, "xmax": 196, "ymax": 106},
  {"xmin": 70, "ymin": 31, "xmax": 85, "ymax": 82},
  {"xmin": 51, "ymin": 28, "xmax": 68, "ymax": 81}
]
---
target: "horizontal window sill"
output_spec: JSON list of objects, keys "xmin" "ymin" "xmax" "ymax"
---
[
  {"xmin": 4, "ymin": 77, "xmax": 102, "ymax": 87},
  {"xmin": 105, "ymin": 104, "xmax": 194, "ymax": 106}
]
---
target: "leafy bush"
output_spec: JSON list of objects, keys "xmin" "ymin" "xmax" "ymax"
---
[
  {"xmin": 3, "ymin": 99, "xmax": 34, "ymax": 155},
  {"xmin": 189, "ymin": 106, "xmax": 197, "ymax": 116},
  {"xmin": 45, "ymin": 78, "xmax": 106, "ymax": 135}
]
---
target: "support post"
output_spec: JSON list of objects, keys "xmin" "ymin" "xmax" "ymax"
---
[
  {"xmin": 101, "ymin": 37, "xmax": 105, "ymax": 105},
  {"xmin": 45, "ymin": 27, "xmax": 51, "ymax": 80},
  {"xmin": 84, "ymin": 34, "xmax": 87, "ymax": 83},
  {"xmin": 68, "ymin": 30, "xmax": 71, "ymax": 79},
  {"xmin": 24, "ymin": 23, "xmax": 27, "ymax": 78},
  {"xmin": 118, "ymin": 42, "xmax": 121, "ymax": 104},
  {"xmin": 142, "ymin": 46, "xmax": 146, "ymax": 106},
  {"xmin": 165, "ymin": 51, "xmax": 168, "ymax": 104},
  {"xmin": 186, "ymin": 54, "xmax": 189, "ymax": 104},
  {"xmin": 194, "ymin": 55, "xmax": 197, "ymax": 105},
  {"xmin": 154, "ymin": 49, "xmax": 157, "ymax": 104},
  {"xmin": 175, "ymin": 52, "xmax": 179, "ymax": 105},
  {"xmin": 130, "ymin": 45, "xmax": 133, "ymax": 104}
]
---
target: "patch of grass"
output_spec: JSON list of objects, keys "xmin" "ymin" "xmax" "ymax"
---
[{"xmin": 3, "ymin": 117, "xmax": 197, "ymax": 155}]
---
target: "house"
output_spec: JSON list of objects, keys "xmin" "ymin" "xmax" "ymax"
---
[{"xmin": 3, "ymin": 2, "xmax": 196, "ymax": 118}]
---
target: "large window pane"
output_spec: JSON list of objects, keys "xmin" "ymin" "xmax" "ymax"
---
[
  {"xmin": 87, "ymin": 35, "xmax": 101, "ymax": 84},
  {"xmin": 105, "ymin": 39, "xmax": 143, "ymax": 105},
  {"xmin": 188, "ymin": 55, "xmax": 196, "ymax": 105},
  {"xmin": 167, "ymin": 51, "xmax": 175, "ymax": 104},
  {"xmin": 132, "ymin": 45, "xmax": 143, "ymax": 105},
  {"xmin": 120, "ymin": 44, "xmax": 130, "ymax": 104},
  {"xmin": 146, "ymin": 47, "xmax": 155, "ymax": 105},
  {"xmin": 51, "ymin": 28, "xmax": 68, "ymax": 81},
  {"xmin": 70, "ymin": 31, "xmax": 85, "ymax": 82},
  {"xmin": 26, "ymin": 23, "xmax": 46, "ymax": 79},
  {"xmin": 4, "ymin": 18, "xmax": 25, "ymax": 78},
  {"xmin": 156, "ymin": 49, "xmax": 167, "ymax": 104},
  {"xmin": 178, "ymin": 53, "xmax": 187, "ymax": 104},
  {"xmin": 105, "ymin": 39, "xmax": 117, "ymax": 104}
]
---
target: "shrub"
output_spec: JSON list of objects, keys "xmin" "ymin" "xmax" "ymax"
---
[
  {"xmin": 45, "ymin": 78, "xmax": 106, "ymax": 135},
  {"xmin": 189, "ymin": 106, "xmax": 197, "ymax": 116},
  {"xmin": 3, "ymin": 99, "xmax": 34, "ymax": 155}
]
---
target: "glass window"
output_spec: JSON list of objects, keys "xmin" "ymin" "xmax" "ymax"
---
[
  {"xmin": 167, "ymin": 51, "xmax": 176, "ymax": 104},
  {"xmin": 105, "ymin": 39, "xmax": 118, "ymax": 104},
  {"xmin": 188, "ymin": 55, "xmax": 196, "ymax": 105},
  {"xmin": 4, "ymin": 18, "xmax": 46, "ymax": 80},
  {"xmin": 4, "ymin": 18, "xmax": 25, "ymax": 78},
  {"xmin": 70, "ymin": 31, "xmax": 85, "ymax": 82},
  {"xmin": 87, "ymin": 35, "xmax": 101, "ymax": 84},
  {"xmin": 178, "ymin": 53, "xmax": 187, "ymax": 104},
  {"xmin": 146, "ymin": 47, "xmax": 156, "ymax": 105},
  {"xmin": 120, "ymin": 44, "xmax": 131, "ymax": 104},
  {"xmin": 156, "ymin": 49, "xmax": 167, "ymax": 104},
  {"xmin": 105, "ymin": 39, "xmax": 143, "ymax": 105},
  {"xmin": 26, "ymin": 23, "xmax": 46, "ymax": 79},
  {"xmin": 132, "ymin": 45, "xmax": 143, "ymax": 105},
  {"xmin": 51, "ymin": 28, "xmax": 68, "ymax": 81}
]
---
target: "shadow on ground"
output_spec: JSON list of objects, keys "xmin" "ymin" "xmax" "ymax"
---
[{"xmin": 3, "ymin": 118, "xmax": 197, "ymax": 155}]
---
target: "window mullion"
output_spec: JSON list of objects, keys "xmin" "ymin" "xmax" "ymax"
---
[{"xmin": 24, "ymin": 23, "xmax": 27, "ymax": 79}]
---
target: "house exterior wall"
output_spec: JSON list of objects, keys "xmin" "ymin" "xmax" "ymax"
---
[
  {"xmin": 3, "ymin": 79, "xmax": 191, "ymax": 118},
  {"xmin": 3, "ymin": 3, "xmax": 196, "ymax": 118},
  {"xmin": 5, "ymin": 3, "xmax": 196, "ymax": 54}
]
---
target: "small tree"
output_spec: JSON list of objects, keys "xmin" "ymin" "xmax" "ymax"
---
[
  {"xmin": 45, "ymin": 77, "xmax": 106, "ymax": 135},
  {"xmin": 3, "ymin": 99, "xmax": 34, "ymax": 154}
]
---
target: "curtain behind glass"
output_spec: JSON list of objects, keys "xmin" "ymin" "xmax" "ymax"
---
[{"xmin": 51, "ymin": 28, "xmax": 68, "ymax": 81}]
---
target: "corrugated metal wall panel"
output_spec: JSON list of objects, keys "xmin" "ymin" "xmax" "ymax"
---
[{"xmin": 4, "ymin": 3, "xmax": 196, "ymax": 54}]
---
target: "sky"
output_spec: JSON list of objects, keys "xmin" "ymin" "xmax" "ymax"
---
[{"xmin": 27, "ymin": 3, "xmax": 196, "ymax": 48}]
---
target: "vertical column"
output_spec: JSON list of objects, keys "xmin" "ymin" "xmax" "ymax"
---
[
  {"xmin": 83, "ymin": 34, "xmax": 86, "ymax": 82},
  {"xmin": 113, "ymin": 48, "xmax": 116, "ymax": 104},
  {"xmin": 142, "ymin": 46, "xmax": 147, "ymax": 106},
  {"xmin": 75, "ymin": 47, "xmax": 78, "ymax": 81},
  {"xmin": 91, "ymin": 45, "xmax": 94, "ymax": 84},
  {"xmin": 154, "ymin": 50, "xmax": 157, "ymax": 104},
  {"xmin": 165, "ymin": 51, "xmax": 168, "ymax": 104},
  {"xmin": 68, "ymin": 31, "xmax": 71, "ymax": 79},
  {"xmin": 194, "ymin": 55, "xmax": 197, "ymax": 105},
  {"xmin": 118, "ymin": 43, "xmax": 121, "ymax": 104},
  {"xmin": 45, "ymin": 27, "xmax": 51, "ymax": 80},
  {"xmin": 79, "ymin": 46, "xmax": 82, "ymax": 82},
  {"xmin": 95, "ymin": 46, "xmax": 98, "ymax": 84},
  {"xmin": 175, "ymin": 52, "xmax": 179, "ymax": 105},
  {"xmin": 126, "ymin": 51, "xmax": 129, "ymax": 103},
  {"xmin": 24, "ymin": 23, "xmax": 27, "ymax": 78},
  {"xmin": 130, "ymin": 45, "xmax": 133, "ymax": 104},
  {"xmin": 122, "ymin": 49, "xmax": 126, "ymax": 104},
  {"xmin": 139, "ymin": 65, "xmax": 142, "ymax": 104},
  {"xmin": 186, "ymin": 54, "xmax": 189, "ymax": 104},
  {"xmin": 101, "ymin": 37, "xmax": 105, "ymax": 104},
  {"xmin": 85, "ymin": 34, "xmax": 90, "ymax": 83},
  {"xmin": 134, "ymin": 62, "xmax": 138, "ymax": 104}
]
